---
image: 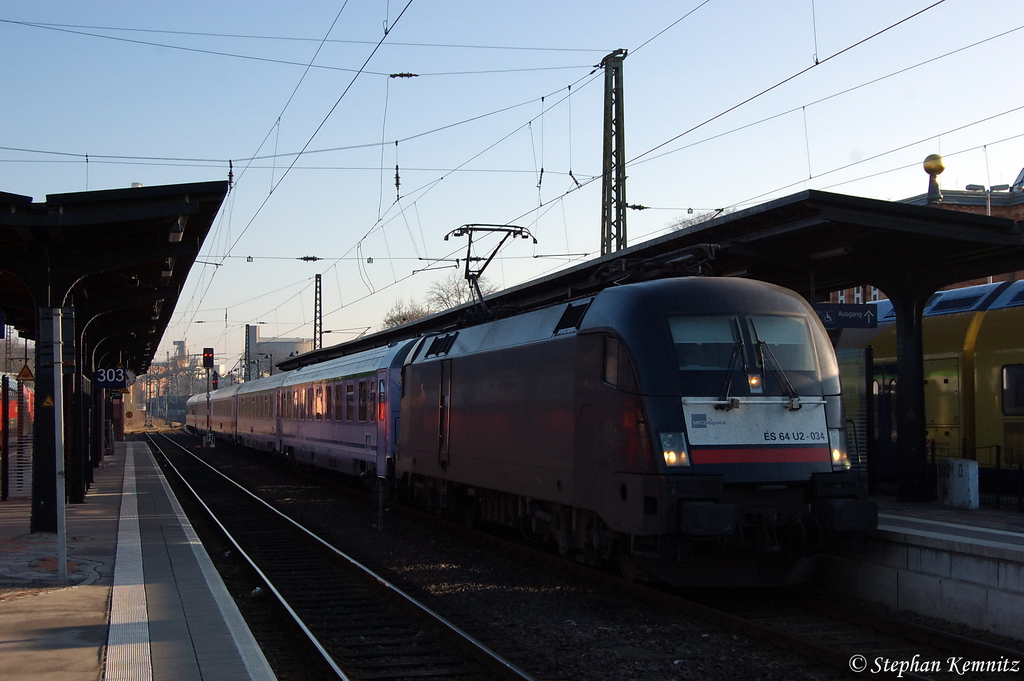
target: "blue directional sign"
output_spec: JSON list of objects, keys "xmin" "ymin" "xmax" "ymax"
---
[{"xmin": 813, "ymin": 303, "xmax": 878, "ymax": 329}]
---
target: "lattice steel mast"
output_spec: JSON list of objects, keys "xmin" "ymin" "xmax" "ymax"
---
[{"xmin": 600, "ymin": 49, "xmax": 628, "ymax": 256}]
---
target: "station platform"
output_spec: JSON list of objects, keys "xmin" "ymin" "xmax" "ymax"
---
[
  {"xmin": 0, "ymin": 440, "xmax": 276, "ymax": 681},
  {"xmin": 822, "ymin": 495, "xmax": 1024, "ymax": 643}
]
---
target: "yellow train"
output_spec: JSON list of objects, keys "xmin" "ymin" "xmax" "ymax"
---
[{"xmin": 862, "ymin": 280, "xmax": 1024, "ymax": 475}]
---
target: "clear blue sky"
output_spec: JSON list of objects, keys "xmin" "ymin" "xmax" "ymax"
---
[{"xmin": 3, "ymin": 1, "xmax": 1023, "ymax": 374}]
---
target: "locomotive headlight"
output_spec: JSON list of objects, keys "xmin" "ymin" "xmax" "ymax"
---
[
  {"xmin": 660, "ymin": 432, "xmax": 690, "ymax": 467},
  {"xmin": 747, "ymin": 373, "xmax": 763, "ymax": 394},
  {"xmin": 828, "ymin": 428, "xmax": 851, "ymax": 471}
]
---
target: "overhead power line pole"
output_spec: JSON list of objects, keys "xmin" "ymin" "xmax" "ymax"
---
[
  {"xmin": 313, "ymin": 273, "xmax": 323, "ymax": 350},
  {"xmin": 600, "ymin": 49, "xmax": 628, "ymax": 256}
]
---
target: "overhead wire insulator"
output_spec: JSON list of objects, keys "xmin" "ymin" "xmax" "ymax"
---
[{"xmin": 394, "ymin": 140, "xmax": 401, "ymax": 202}]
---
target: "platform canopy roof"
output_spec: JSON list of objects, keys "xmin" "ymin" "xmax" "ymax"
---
[
  {"xmin": 0, "ymin": 181, "xmax": 229, "ymax": 375},
  {"xmin": 283, "ymin": 188, "xmax": 1024, "ymax": 369}
]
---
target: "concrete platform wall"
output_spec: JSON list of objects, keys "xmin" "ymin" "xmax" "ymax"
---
[{"xmin": 820, "ymin": 527, "xmax": 1024, "ymax": 641}]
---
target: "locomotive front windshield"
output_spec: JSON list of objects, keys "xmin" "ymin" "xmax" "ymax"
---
[{"xmin": 669, "ymin": 314, "xmax": 821, "ymax": 397}]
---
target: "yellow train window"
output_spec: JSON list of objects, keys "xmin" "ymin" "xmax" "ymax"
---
[{"xmin": 1003, "ymin": 365, "xmax": 1024, "ymax": 416}]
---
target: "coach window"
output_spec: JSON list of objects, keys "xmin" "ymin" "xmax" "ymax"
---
[
  {"xmin": 334, "ymin": 383, "xmax": 343, "ymax": 420},
  {"xmin": 314, "ymin": 385, "xmax": 324, "ymax": 420},
  {"xmin": 325, "ymin": 385, "xmax": 334, "ymax": 420},
  {"xmin": 358, "ymin": 381, "xmax": 368, "ymax": 422},
  {"xmin": 1003, "ymin": 365, "xmax": 1024, "ymax": 415},
  {"xmin": 346, "ymin": 384, "xmax": 356, "ymax": 422}
]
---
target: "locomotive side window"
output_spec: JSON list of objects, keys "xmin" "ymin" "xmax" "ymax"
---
[
  {"xmin": 603, "ymin": 336, "xmax": 619, "ymax": 386},
  {"xmin": 1003, "ymin": 365, "xmax": 1024, "ymax": 415}
]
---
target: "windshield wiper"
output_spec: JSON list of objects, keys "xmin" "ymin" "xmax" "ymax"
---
[{"xmin": 715, "ymin": 319, "xmax": 744, "ymax": 410}]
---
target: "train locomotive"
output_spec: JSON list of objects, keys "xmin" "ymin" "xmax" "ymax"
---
[{"xmin": 188, "ymin": 277, "xmax": 876, "ymax": 586}]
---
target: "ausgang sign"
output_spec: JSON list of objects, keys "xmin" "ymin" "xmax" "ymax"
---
[{"xmin": 813, "ymin": 303, "xmax": 878, "ymax": 329}]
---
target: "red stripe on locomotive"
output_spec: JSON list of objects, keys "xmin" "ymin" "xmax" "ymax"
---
[{"xmin": 691, "ymin": 446, "xmax": 829, "ymax": 464}]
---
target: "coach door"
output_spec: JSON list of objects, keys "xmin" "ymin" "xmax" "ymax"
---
[
  {"xmin": 438, "ymin": 360, "xmax": 452, "ymax": 471},
  {"xmin": 274, "ymin": 387, "xmax": 283, "ymax": 452},
  {"xmin": 375, "ymin": 370, "xmax": 388, "ymax": 477}
]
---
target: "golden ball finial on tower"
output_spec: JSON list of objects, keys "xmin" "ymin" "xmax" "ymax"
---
[
  {"xmin": 923, "ymin": 154, "xmax": 945, "ymax": 176},
  {"xmin": 924, "ymin": 154, "xmax": 944, "ymax": 203}
]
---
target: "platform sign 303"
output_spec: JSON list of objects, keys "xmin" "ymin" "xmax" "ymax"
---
[{"xmin": 94, "ymin": 367, "xmax": 136, "ymax": 389}]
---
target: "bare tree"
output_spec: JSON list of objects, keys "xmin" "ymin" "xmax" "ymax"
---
[
  {"xmin": 379, "ymin": 272, "xmax": 500, "ymax": 330},
  {"xmin": 424, "ymin": 271, "xmax": 497, "ymax": 312},
  {"xmin": 380, "ymin": 297, "xmax": 431, "ymax": 330},
  {"xmin": 668, "ymin": 208, "xmax": 732, "ymax": 233}
]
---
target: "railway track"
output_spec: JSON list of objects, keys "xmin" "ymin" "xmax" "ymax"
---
[
  {"xmin": 148, "ymin": 433, "xmax": 535, "ymax": 681},
  {"xmin": 150, "ymin": 430, "xmax": 1022, "ymax": 680}
]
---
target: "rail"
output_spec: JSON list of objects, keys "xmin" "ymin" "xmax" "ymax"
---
[{"xmin": 148, "ymin": 433, "xmax": 535, "ymax": 681}]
